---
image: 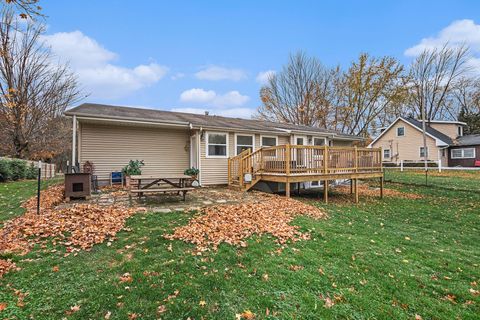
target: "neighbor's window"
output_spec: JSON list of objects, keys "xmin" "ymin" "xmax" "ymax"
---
[
  {"xmin": 397, "ymin": 127, "xmax": 405, "ymax": 137},
  {"xmin": 236, "ymin": 135, "xmax": 253, "ymax": 155},
  {"xmin": 207, "ymin": 132, "xmax": 227, "ymax": 157},
  {"xmin": 451, "ymin": 148, "xmax": 475, "ymax": 159},
  {"xmin": 383, "ymin": 149, "xmax": 391, "ymax": 159},
  {"xmin": 419, "ymin": 146, "xmax": 428, "ymax": 158},
  {"xmin": 261, "ymin": 136, "xmax": 277, "ymax": 147},
  {"xmin": 458, "ymin": 126, "xmax": 463, "ymax": 137}
]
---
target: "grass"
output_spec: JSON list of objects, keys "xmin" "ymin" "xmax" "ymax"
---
[{"xmin": 0, "ymin": 172, "xmax": 479, "ymax": 319}]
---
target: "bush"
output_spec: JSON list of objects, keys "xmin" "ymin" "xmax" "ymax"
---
[
  {"xmin": 0, "ymin": 159, "xmax": 12, "ymax": 182},
  {"xmin": 9, "ymin": 159, "xmax": 28, "ymax": 180},
  {"xmin": 184, "ymin": 167, "xmax": 200, "ymax": 177},
  {"xmin": 122, "ymin": 160, "xmax": 144, "ymax": 176},
  {"xmin": 26, "ymin": 163, "xmax": 38, "ymax": 179}
]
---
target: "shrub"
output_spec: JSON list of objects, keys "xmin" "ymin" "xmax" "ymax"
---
[
  {"xmin": 9, "ymin": 159, "xmax": 28, "ymax": 180},
  {"xmin": 0, "ymin": 159, "xmax": 12, "ymax": 182},
  {"xmin": 184, "ymin": 167, "xmax": 200, "ymax": 177},
  {"xmin": 26, "ymin": 163, "xmax": 38, "ymax": 179},
  {"xmin": 122, "ymin": 160, "xmax": 144, "ymax": 176}
]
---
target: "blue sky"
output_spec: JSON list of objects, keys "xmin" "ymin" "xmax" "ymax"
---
[{"xmin": 41, "ymin": 0, "xmax": 480, "ymax": 118}]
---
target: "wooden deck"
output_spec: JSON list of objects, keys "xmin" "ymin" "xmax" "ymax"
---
[{"xmin": 228, "ymin": 145, "xmax": 383, "ymax": 202}]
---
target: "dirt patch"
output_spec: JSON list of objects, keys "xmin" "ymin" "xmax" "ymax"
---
[
  {"xmin": 334, "ymin": 184, "xmax": 422, "ymax": 200},
  {"xmin": 0, "ymin": 185, "xmax": 141, "ymax": 256},
  {"xmin": 164, "ymin": 195, "xmax": 327, "ymax": 251}
]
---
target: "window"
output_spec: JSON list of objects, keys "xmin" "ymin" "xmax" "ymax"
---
[
  {"xmin": 313, "ymin": 137, "xmax": 325, "ymax": 146},
  {"xmin": 397, "ymin": 127, "xmax": 405, "ymax": 137},
  {"xmin": 261, "ymin": 136, "xmax": 277, "ymax": 147},
  {"xmin": 206, "ymin": 132, "xmax": 227, "ymax": 157},
  {"xmin": 419, "ymin": 146, "xmax": 428, "ymax": 158},
  {"xmin": 451, "ymin": 148, "xmax": 476, "ymax": 159},
  {"xmin": 458, "ymin": 126, "xmax": 463, "ymax": 137},
  {"xmin": 383, "ymin": 149, "xmax": 391, "ymax": 159},
  {"xmin": 235, "ymin": 134, "xmax": 253, "ymax": 155},
  {"xmin": 442, "ymin": 149, "xmax": 446, "ymax": 157}
]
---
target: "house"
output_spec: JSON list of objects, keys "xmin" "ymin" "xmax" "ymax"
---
[
  {"xmin": 65, "ymin": 103, "xmax": 365, "ymax": 187},
  {"xmin": 448, "ymin": 134, "xmax": 480, "ymax": 167},
  {"xmin": 368, "ymin": 116, "xmax": 478, "ymax": 167}
]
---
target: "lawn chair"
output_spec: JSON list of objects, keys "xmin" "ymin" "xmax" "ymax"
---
[
  {"xmin": 475, "ymin": 160, "xmax": 480, "ymax": 167},
  {"xmin": 110, "ymin": 171, "xmax": 123, "ymax": 187}
]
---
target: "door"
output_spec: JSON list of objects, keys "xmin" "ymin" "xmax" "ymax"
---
[{"xmin": 294, "ymin": 135, "xmax": 307, "ymax": 168}]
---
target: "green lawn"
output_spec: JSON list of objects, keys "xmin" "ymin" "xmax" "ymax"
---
[{"xmin": 0, "ymin": 173, "xmax": 479, "ymax": 319}]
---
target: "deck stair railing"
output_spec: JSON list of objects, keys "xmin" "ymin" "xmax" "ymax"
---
[{"xmin": 228, "ymin": 145, "xmax": 382, "ymax": 190}]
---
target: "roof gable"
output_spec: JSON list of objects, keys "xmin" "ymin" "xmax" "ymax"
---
[{"xmin": 368, "ymin": 117, "xmax": 452, "ymax": 147}]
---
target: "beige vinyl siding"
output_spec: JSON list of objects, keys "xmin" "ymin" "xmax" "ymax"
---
[
  {"xmin": 200, "ymin": 131, "xmax": 233, "ymax": 185},
  {"xmin": 79, "ymin": 123, "xmax": 190, "ymax": 180},
  {"xmin": 429, "ymin": 123, "xmax": 460, "ymax": 140},
  {"xmin": 371, "ymin": 119, "xmax": 441, "ymax": 162}
]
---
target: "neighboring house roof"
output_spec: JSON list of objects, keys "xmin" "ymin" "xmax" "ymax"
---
[
  {"xmin": 65, "ymin": 103, "xmax": 363, "ymax": 140},
  {"xmin": 368, "ymin": 116, "xmax": 453, "ymax": 147},
  {"xmin": 416, "ymin": 120, "xmax": 467, "ymax": 126},
  {"xmin": 453, "ymin": 134, "xmax": 480, "ymax": 146}
]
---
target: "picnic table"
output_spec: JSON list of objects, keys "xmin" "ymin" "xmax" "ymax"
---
[{"xmin": 128, "ymin": 174, "xmax": 194, "ymax": 201}]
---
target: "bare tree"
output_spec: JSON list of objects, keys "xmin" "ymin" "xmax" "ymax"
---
[
  {"xmin": 454, "ymin": 77, "xmax": 480, "ymax": 114},
  {"xmin": 1, "ymin": 0, "xmax": 43, "ymax": 19},
  {"xmin": 334, "ymin": 53, "xmax": 408, "ymax": 136},
  {"xmin": 409, "ymin": 43, "xmax": 471, "ymax": 121},
  {"xmin": 0, "ymin": 9, "xmax": 80, "ymax": 159},
  {"xmin": 256, "ymin": 52, "xmax": 338, "ymax": 127}
]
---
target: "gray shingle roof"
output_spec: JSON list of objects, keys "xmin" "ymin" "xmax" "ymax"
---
[
  {"xmin": 403, "ymin": 117, "xmax": 454, "ymax": 145},
  {"xmin": 454, "ymin": 134, "xmax": 480, "ymax": 146},
  {"xmin": 65, "ymin": 103, "xmax": 362, "ymax": 140}
]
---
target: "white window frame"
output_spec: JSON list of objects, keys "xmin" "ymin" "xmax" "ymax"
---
[
  {"xmin": 419, "ymin": 146, "xmax": 428, "ymax": 158},
  {"xmin": 396, "ymin": 126, "xmax": 405, "ymax": 137},
  {"xmin": 260, "ymin": 135, "xmax": 278, "ymax": 148},
  {"xmin": 205, "ymin": 132, "xmax": 229, "ymax": 158},
  {"xmin": 457, "ymin": 126, "xmax": 463, "ymax": 137},
  {"xmin": 451, "ymin": 148, "xmax": 476, "ymax": 159},
  {"xmin": 383, "ymin": 149, "xmax": 391, "ymax": 160},
  {"xmin": 234, "ymin": 133, "xmax": 255, "ymax": 155}
]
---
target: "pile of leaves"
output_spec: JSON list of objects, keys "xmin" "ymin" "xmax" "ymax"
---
[
  {"xmin": 165, "ymin": 195, "xmax": 327, "ymax": 251},
  {"xmin": 0, "ymin": 259, "xmax": 17, "ymax": 278},
  {"xmin": 21, "ymin": 184, "xmax": 65, "ymax": 212},
  {"xmin": 335, "ymin": 184, "xmax": 422, "ymax": 199},
  {"xmin": 0, "ymin": 185, "xmax": 139, "ymax": 255}
]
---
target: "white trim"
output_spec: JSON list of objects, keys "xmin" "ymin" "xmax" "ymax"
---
[
  {"xmin": 197, "ymin": 131, "xmax": 202, "ymax": 186},
  {"xmin": 260, "ymin": 135, "xmax": 278, "ymax": 147},
  {"xmin": 451, "ymin": 147, "xmax": 476, "ymax": 159},
  {"xmin": 396, "ymin": 126, "xmax": 405, "ymax": 137},
  {"xmin": 368, "ymin": 117, "xmax": 449, "ymax": 148},
  {"xmin": 418, "ymin": 120, "xmax": 467, "ymax": 125},
  {"xmin": 205, "ymin": 131, "xmax": 229, "ymax": 158},
  {"xmin": 234, "ymin": 133, "xmax": 255, "ymax": 155}
]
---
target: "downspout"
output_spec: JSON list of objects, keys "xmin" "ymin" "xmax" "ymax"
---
[
  {"xmin": 72, "ymin": 115, "xmax": 77, "ymax": 168},
  {"xmin": 197, "ymin": 127, "xmax": 203, "ymax": 186}
]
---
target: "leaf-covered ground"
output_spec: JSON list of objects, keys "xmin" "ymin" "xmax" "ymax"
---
[{"xmin": 0, "ymin": 172, "xmax": 479, "ymax": 319}]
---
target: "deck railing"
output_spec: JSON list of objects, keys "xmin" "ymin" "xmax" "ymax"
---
[{"xmin": 228, "ymin": 145, "xmax": 382, "ymax": 187}]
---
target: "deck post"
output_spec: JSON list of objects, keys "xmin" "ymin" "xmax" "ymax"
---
[
  {"xmin": 354, "ymin": 178, "xmax": 359, "ymax": 203},
  {"xmin": 380, "ymin": 175, "xmax": 384, "ymax": 198},
  {"xmin": 285, "ymin": 179, "xmax": 291, "ymax": 198},
  {"xmin": 323, "ymin": 180, "xmax": 328, "ymax": 203},
  {"xmin": 350, "ymin": 179, "xmax": 353, "ymax": 194},
  {"xmin": 324, "ymin": 145, "xmax": 328, "ymax": 174},
  {"xmin": 354, "ymin": 146, "xmax": 358, "ymax": 173}
]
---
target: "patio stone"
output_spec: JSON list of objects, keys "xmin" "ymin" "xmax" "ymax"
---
[
  {"xmin": 153, "ymin": 208, "xmax": 171, "ymax": 213},
  {"xmin": 173, "ymin": 207, "xmax": 185, "ymax": 212},
  {"xmin": 203, "ymin": 201, "xmax": 213, "ymax": 205},
  {"xmin": 216, "ymin": 199, "xmax": 227, "ymax": 203}
]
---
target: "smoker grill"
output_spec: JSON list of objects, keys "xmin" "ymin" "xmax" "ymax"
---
[{"xmin": 65, "ymin": 173, "xmax": 91, "ymax": 201}]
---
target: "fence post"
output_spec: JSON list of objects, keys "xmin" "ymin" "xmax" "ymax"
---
[{"xmin": 400, "ymin": 160, "xmax": 404, "ymax": 172}]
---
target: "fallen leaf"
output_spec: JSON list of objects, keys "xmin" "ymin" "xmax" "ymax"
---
[
  {"xmin": 104, "ymin": 311, "xmax": 112, "ymax": 319},
  {"xmin": 240, "ymin": 310, "xmax": 255, "ymax": 319},
  {"xmin": 52, "ymin": 265, "xmax": 59, "ymax": 272},
  {"xmin": 199, "ymin": 300, "xmax": 206, "ymax": 307}
]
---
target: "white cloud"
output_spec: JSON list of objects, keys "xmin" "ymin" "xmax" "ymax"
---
[
  {"xmin": 171, "ymin": 72, "xmax": 185, "ymax": 80},
  {"xmin": 42, "ymin": 31, "xmax": 168, "ymax": 99},
  {"xmin": 180, "ymin": 88, "xmax": 216, "ymax": 103},
  {"xmin": 171, "ymin": 107, "xmax": 254, "ymax": 119},
  {"xmin": 179, "ymin": 88, "xmax": 250, "ymax": 108},
  {"xmin": 405, "ymin": 19, "xmax": 480, "ymax": 56},
  {"xmin": 195, "ymin": 66, "xmax": 247, "ymax": 81},
  {"xmin": 256, "ymin": 70, "xmax": 275, "ymax": 84}
]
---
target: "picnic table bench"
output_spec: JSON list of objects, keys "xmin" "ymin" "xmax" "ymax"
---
[{"xmin": 128, "ymin": 174, "xmax": 194, "ymax": 201}]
